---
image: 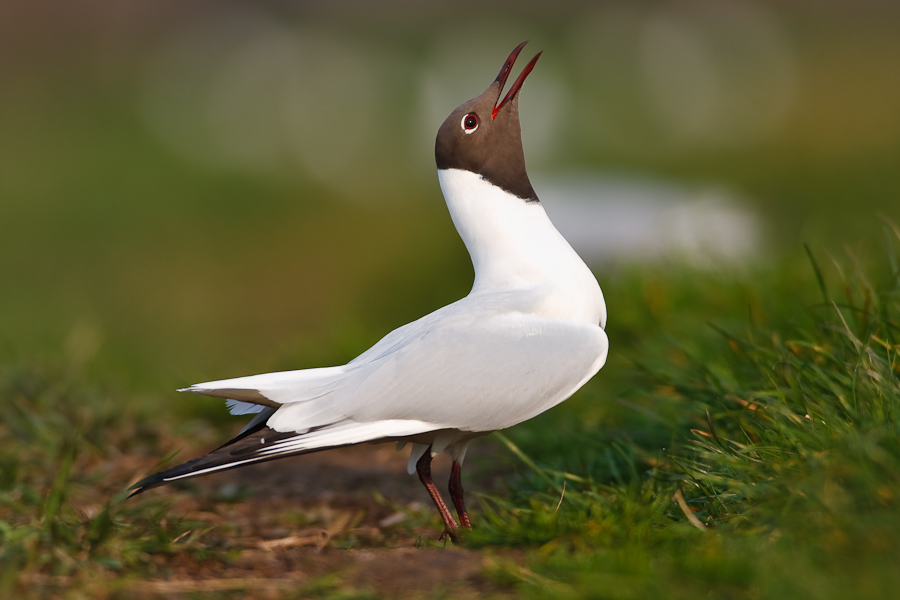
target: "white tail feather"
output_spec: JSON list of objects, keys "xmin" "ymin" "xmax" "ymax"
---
[{"xmin": 226, "ymin": 400, "xmax": 265, "ymax": 415}]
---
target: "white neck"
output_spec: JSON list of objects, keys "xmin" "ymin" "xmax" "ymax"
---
[{"xmin": 438, "ymin": 168, "xmax": 606, "ymax": 326}]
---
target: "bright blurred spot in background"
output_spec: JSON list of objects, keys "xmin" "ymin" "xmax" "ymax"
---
[
  {"xmin": 0, "ymin": 0, "xmax": 898, "ymax": 386},
  {"xmin": 537, "ymin": 173, "xmax": 761, "ymax": 266}
]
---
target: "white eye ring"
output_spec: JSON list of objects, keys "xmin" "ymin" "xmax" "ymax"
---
[{"xmin": 460, "ymin": 113, "xmax": 478, "ymax": 134}]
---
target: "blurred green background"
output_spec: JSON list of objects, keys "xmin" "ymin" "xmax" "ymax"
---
[
  {"xmin": 3, "ymin": 2, "xmax": 900, "ymax": 596},
  {"xmin": 1, "ymin": 0, "xmax": 898, "ymax": 394}
]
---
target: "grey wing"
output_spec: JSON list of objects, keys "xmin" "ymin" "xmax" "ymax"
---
[{"xmin": 267, "ymin": 312, "xmax": 608, "ymax": 434}]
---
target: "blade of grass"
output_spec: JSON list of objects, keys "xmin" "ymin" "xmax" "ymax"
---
[
  {"xmin": 805, "ymin": 243, "xmax": 830, "ymax": 305},
  {"xmin": 494, "ymin": 432, "xmax": 560, "ymax": 492}
]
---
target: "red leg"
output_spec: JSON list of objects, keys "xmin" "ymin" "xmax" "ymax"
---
[
  {"xmin": 416, "ymin": 449, "xmax": 459, "ymax": 540},
  {"xmin": 448, "ymin": 460, "xmax": 472, "ymax": 529}
]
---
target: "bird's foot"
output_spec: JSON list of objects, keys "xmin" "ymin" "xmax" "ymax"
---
[
  {"xmin": 439, "ymin": 527, "xmax": 456, "ymax": 542},
  {"xmin": 439, "ymin": 526, "xmax": 469, "ymax": 545}
]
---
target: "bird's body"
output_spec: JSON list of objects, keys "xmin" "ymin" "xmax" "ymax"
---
[{"xmin": 131, "ymin": 42, "xmax": 608, "ymax": 540}]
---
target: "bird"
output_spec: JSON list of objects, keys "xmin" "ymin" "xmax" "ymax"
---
[{"xmin": 130, "ymin": 41, "xmax": 608, "ymax": 542}]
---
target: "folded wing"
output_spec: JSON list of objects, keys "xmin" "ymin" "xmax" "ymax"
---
[{"xmin": 131, "ymin": 306, "xmax": 607, "ymax": 494}]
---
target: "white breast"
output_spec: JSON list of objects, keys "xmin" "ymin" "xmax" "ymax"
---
[{"xmin": 438, "ymin": 168, "xmax": 606, "ymax": 327}]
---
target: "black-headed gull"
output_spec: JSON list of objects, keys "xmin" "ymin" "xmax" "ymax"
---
[{"xmin": 131, "ymin": 42, "xmax": 608, "ymax": 541}]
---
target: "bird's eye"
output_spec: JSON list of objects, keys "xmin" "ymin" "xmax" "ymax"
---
[{"xmin": 461, "ymin": 113, "xmax": 478, "ymax": 134}]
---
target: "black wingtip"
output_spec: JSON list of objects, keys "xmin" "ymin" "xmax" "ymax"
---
[
  {"xmin": 127, "ymin": 467, "xmax": 185, "ymax": 498},
  {"xmin": 126, "ymin": 424, "xmax": 319, "ymax": 498},
  {"xmin": 127, "ymin": 473, "xmax": 168, "ymax": 498},
  {"xmin": 127, "ymin": 408, "xmax": 281, "ymax": 499},
  {"xmin": 127, "ymin": 418, "xmax": 364, "ymax": 500}
]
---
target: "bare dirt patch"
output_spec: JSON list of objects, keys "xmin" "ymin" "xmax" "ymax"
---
[{"xmin": 125, "ymin": 440, "xmax": 518, "ymax": 598}]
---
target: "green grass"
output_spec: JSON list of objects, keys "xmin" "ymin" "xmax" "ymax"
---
[
  {"xmin": 2, "ymin": 227, "xmax": 899, "ymax": 598},
  {"xmin": 3, "ymin": 7, "xmax": 900, "ymax": 597},
  {"xmin": 465, "ymin": 228, "xmax": 900, "ymax": 598}
]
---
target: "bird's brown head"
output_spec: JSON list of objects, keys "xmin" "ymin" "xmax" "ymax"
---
[{"xmin": 435, "ymin": 41, "xmax": 541, "ymax": 202}]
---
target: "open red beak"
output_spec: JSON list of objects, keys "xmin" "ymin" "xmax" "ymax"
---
[{"xmin": 492, "ymin": 41, "xmax": 542, "ymax": 120}]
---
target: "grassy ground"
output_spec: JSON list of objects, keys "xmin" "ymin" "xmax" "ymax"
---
[
  {"xmin": 2, "ymin": 227, "xmax": 899, "ymax": 598},
  {"xmin": 3, "ymin": 4, "xmax": 900, "ymax": 598}
]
